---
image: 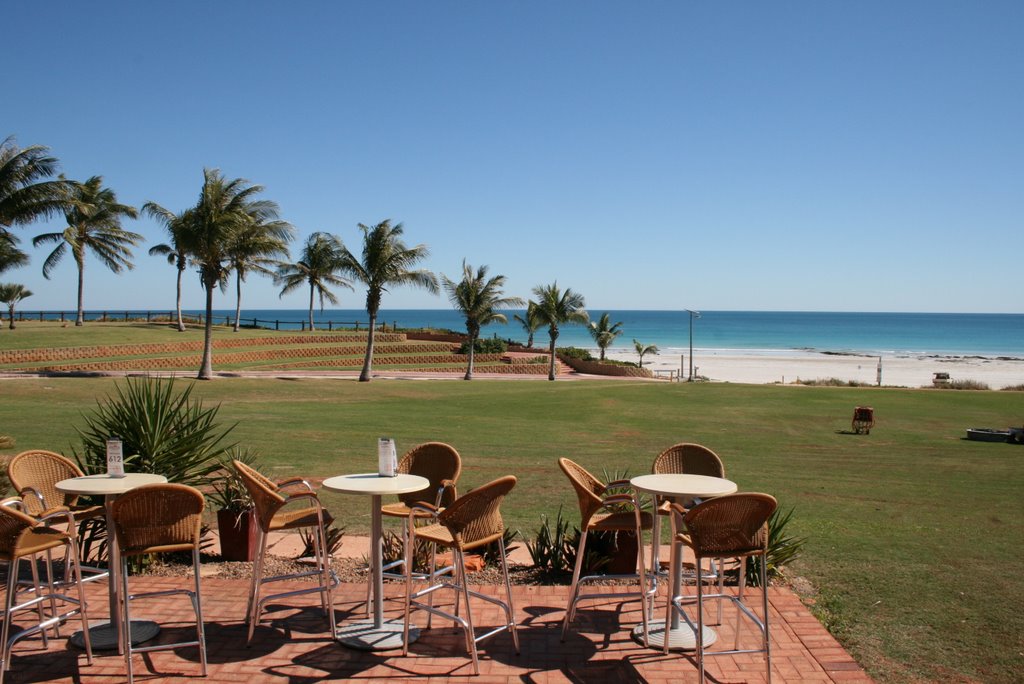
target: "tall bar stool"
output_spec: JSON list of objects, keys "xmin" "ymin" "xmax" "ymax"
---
[
  {"xmin": 7, "ymin": 450, "xmax": 108, "ymax": 585},
  {"xmin": 558, "ymin": 458, "xmax": 654, "ymax": 645},
  {"xmin": 109, "ymin": 483, "xmax": 207, "ymax": 684},
  {"xmin": 0, "ymin": 500, "xmax": 93, "ymax": 684},
  {"xmin": 650, "ymin": 444, "xmax": 726, "ymax": 614},
  {"xmin": 233, "ymin": 460, "xmax": 338, "ymax": 644},
  {"xmin": 374, "ymin": 442, "xmax": 461, "ymax": 616},
  {"xmin": 402, "ymin": 476, "xmax": 519, "ymax": 675},
  {"xmin": 665, "ymin": 493, "xmax": 777, "ymax": 682}
]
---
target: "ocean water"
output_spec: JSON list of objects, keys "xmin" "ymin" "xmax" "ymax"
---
[{"xmin": 166, "ymin": 309, "xmax": 1024, "ymax": 358}]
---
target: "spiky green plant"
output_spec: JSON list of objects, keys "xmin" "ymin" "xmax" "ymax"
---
[
  {"xmin": 730, "ymin": 505, "xmax": 807, "ymax": 587},
  {"xmin": 73, "ymin": 375, "xmax": 235, "ymax": 488}
]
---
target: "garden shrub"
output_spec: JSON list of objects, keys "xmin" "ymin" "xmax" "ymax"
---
[
  {"xmin": 457, "ymin": 337, "xmax": 507, "ymax": 355},
  {"xmin": 556, "ymin": 347, "xmax": 594, "ymax": 361}
]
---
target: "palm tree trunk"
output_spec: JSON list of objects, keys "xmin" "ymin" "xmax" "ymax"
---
[
  {"xmin": 308, "ymin": 284, "xmax": 316, "ymax": 331},
  {"xmin": 75, "ymin": 257, "xmax": 85, "ymax": 326},
  {"xmin": 465, "ymin": 333, "xmax": 476, "ymax": 381},
  {"xmin": 175, "ymin": 263, "xmax": 185, "ymax": 332},
  {"xmin": 7, "ymin": 306, "xmax": 14, "ymax": 330},
  {"xmin": 359, "ymin": 312, "xmax": 377, "ymax": 382},
  {"xmin": 233, "ymin": 272, "xmax": 242, "ymax": 332},
  {"xmin": 198, "ymin": 277, "xmax": 215, "ymax": 380},
  {"xmin": 547, "ymin": 329, "xmax": 558, "ymax": 381}
]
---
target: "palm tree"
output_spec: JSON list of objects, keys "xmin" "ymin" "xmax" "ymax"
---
[
  {"xmin": 513, "ymin": 301, "xmax": 542, "ymax": 349},
  {"xmin": 33, "ymin": 176, "xmax": 140, "ymax": 326},
  {"xmin": 633, "ymin": 339, "xmax": 659, "ymax": 368},
  {"xmin": 589, "ymin": 312, "xmax": 624, "ymax": 361},
  {"xmin": 0, "ymin": 234, "xmax": 29, "ymax": 274},
  {"xmin": 442, "ymin": 260, "xmax": 524, "ymax": 380},
  {"xmin": 180, "ymin": 168, "xmax": 276, "ymax": 379},
  {"xmin": 143, "ymin": 203, "xmax": 193, "ymax": 331},
  {"xmin": 0, "ymin": 283, "xmax": 32, "ymax": 330},
  {"xmin": 276, "ymin": 232, "xmax": 353, "ymax": 330},
  {"xmin": 338, "ymin": 220, "xmax": 438, "ymax": 382},
  {"xmin": 0, "ymin": 136, "xmax": 75, "ymax": 268},
  {"xmin": 531, "ymin": 282, "xmax": 589, "ymax": 381},
  {"xmin": 226, "ymin": 209, "xmax": 293, "ymax": 331}
]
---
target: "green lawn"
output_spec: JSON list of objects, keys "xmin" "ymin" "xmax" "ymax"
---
[{"xmin": 1, "ymin": 323, "xmax": 1022, "ymax": 682}]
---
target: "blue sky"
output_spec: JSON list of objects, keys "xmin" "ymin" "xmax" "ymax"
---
[{"xmin": 4, "ymin": 2, "xmax": 1021, "ymax": 313}]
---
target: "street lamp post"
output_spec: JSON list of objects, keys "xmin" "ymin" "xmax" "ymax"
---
[{"xmin": 686, "ymin": 309, "xmax": 701, "ymax": 381}]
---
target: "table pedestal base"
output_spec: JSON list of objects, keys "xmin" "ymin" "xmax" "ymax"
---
[
  {"xmin": 633, "ymin": 619, "xmax": 717, "ymax": 651},
  {"xmin": 335, "ymin": 619, "xmax": 419, "ymax": 651},
  {"xmin": 70, "ymin": 620, "xmax": 160, "ymax": 650}
]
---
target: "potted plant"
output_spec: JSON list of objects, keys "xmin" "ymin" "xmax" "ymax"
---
[{"xmin": 208, "ymin": 449, "xmax": 260, "ymax": 562}]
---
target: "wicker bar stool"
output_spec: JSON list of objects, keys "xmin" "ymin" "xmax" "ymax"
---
[
  {"xmin": 0, "ymin": 500, "xmax": 93, "ymax": 684},
  {"xmin": 650, "ymin": 444, "xmax": 726, "ymax": 613},
  {"xmin": 109, "ymin": 483, "xmax": 207, "ymax": 684},
  {"xmin": 373, "ymin": 442, "xmax": 461, "ymax": 618},
  {"xmin": 7, "ymin": 450, "xmax": 107, "ymax": 585},
  {"xmin": 233, "ymin": 460, "xmax": 338, "ymax": 644},
  {"xmin": 558, "ymin": 458, "xmax": 654, "ymax": 645},
  {"xmin": 402, "ymin": 476, "xmax": 519, "ymax": 675},
  {"xmin": 665, "ymin": 493, "xmax": 777, "ymax": 682}
]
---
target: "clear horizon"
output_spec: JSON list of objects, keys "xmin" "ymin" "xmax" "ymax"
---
[{"xmin": 4, "ymin": 2, "xmax": 1021, "ymax": 314}]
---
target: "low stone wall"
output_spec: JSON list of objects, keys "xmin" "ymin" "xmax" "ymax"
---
[
  {"xmin": 558, "ymin": 355, "xmax": 653, "ymax": 378},
  {"xmin": 404, "ymin": 331, "xmax": 467, "ymax": 344}
]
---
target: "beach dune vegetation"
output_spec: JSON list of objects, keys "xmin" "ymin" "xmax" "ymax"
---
[
  {"xmin": 337, "ymin": 219, "xmax": 438, "ymax": 382},
  {"xmin": 531, "ymin": 282, "xmax": 588, "ymax": 381},
  {"xmin": 276, "ymin": 231, "xmax": 353, "ymax": 331},
  {"xmin": 442, "ymin": 259, "xmax": 524, "ymax": 380},
  {"xmin": 32, "ymin": 175, "xmax": 140, "ymax": 326}
]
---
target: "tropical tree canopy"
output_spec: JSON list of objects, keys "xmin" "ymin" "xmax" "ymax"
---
[
  {"xmin": 226, "ymin": 207, "xmax": 293, "ymax": 331},
  {"xmin": 513, "ymin": 301, "xmax": 543, "ymax": 349},
  {"xmin": 589, "ymin": 312, "xmax": 624, "ymax": 360},
  {"xmin": 32, "ymin": 175, "xmax": 140, "ymax": 326},
  {"xmin": 144, "ymin": 203, "xmax": 194, "ymax": 332},
  {"xmin": 338, "ymin": 219, "xmax": 438, "ymax": 381},
  {"xmin": 441, "ymin": 260, "xmax": 524, "ymax": 380},
  {"xmin": 276, "ymin": 231, "xmax": 353, "ymax": 330},
  {"xmin": 176, "ymin": 168, "xmax": 281, "ymax": 379},
  {"xmin": 0, "ymin": 282, "xmax": 32, "ymax": 330},
  {"xmin": 633, "ymin": 338, "xmax": 659, "ymax": 368},
  {"xmin": 0, "ymin": 136, "xmax": 75, "ymax": 268},
  {"xmin": 531, "ymin": 282, "xmax": 588, "ymax": 380}
]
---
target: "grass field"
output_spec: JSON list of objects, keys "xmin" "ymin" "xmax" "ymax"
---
[{"xmin": 1, "ymin": 323, "xmax": 1022, "ymax": 682}]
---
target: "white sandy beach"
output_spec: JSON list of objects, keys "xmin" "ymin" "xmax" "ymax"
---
[{"xmin": 602, "ymin": 348, "xmax": 1024, "ymax": 389}]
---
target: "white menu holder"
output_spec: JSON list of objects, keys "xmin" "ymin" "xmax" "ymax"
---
[
  {"xmin": 378, "ymin": 438, "xmax": 398, "ymax": 477},
  {"xmin": 106, "ymin": 437, "xmax": 125, "ymax": 478}
]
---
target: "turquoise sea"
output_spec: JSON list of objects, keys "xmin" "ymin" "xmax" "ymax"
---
[{"xmin": 177, "ymin": 309, "xmax": 1024, "ymax": 358}]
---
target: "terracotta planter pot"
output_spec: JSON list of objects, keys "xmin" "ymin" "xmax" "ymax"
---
[{"xmin": 217, "ymin": 508, "xmax": 259, "ymax": 562}]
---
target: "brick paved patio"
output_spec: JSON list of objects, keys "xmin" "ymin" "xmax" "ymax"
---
[{"xmin": 3, "ymin": 577, "xmax": 871, "ymax": 683}]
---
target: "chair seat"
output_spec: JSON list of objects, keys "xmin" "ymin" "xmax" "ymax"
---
[
  {"xmin": 411, "ymin": 522, "xmax": 503, "ymax": 551},
  {"xmin": 268, "ymin": 506, "xmax": 334, "ymax": 532},
  {"xmin": 590, "ymin": 510, "xmax": 653, "ymax": 532},
  {"xmin": 0, "ymin": 527, "xmax": 69, "ymax": 559},
  {"xmin": 381, "ymin": 502, "xmax": 439, "ymax": 518}
]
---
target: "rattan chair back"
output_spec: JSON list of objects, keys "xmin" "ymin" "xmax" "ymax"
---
[
  {"xmin": 683, "ymin": 493, "xmax": 777, "ymax": 558},
  {"xmin": 7, "ymin": 450, "xmax": 85, "ymax": 515},
  {"xmin": 652, "ymin": 443, "xmax": 725, "ymax": 478},
  {"xmin": 233, "ymin": 459, "xmax": 287, "ymax": 532},
  {"xmin": 558, "ymin": 458, "xmax": 609, "ymax": 526},
  {"xmin": 438, "ymin": 476, "xmax": 516, "ymax": 550},
  {"xmin": 110, "ymin": 484, "xmax": 205, "ymax": 557},
  {"xmin": 397, "ymin": 442, "xmax": 462, "ymax": 508}
]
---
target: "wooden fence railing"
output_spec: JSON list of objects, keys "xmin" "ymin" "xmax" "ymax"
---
[{"xmin": 9, "ymin": 311, "xmax": 377, "ymax": 332}]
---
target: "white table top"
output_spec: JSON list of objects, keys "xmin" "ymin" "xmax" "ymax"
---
[
  {"xmin": 55, "ymin": 473, "xmax": 168, "ymax": 497},
  {"xmin": 630, "ymin": 473, "xmax": 737, "ymax": 498},
  {"xmin": 321, "ymin": 473, "xmax": 429, "ymax": 496}
]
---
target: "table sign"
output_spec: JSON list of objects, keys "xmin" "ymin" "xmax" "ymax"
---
[
  {"xmin": 377, "ymin": 438, "xmax": 397, "ymax": 477},
  {"xmin": 106, "ymin": 437, "xmax": 125, "ymax": 477}
]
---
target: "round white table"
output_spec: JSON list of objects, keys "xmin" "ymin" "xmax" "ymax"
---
[
  {"xmin": 321, "ymin": 473, "xmax": 429, "ymax": 650},
  {"xmin": 55, "ymin": 473, "xmax": 168, "ymax": 651},
  {"xmin": 629, "ymin": 473, "xmax": 737, "ymax": 651}
]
